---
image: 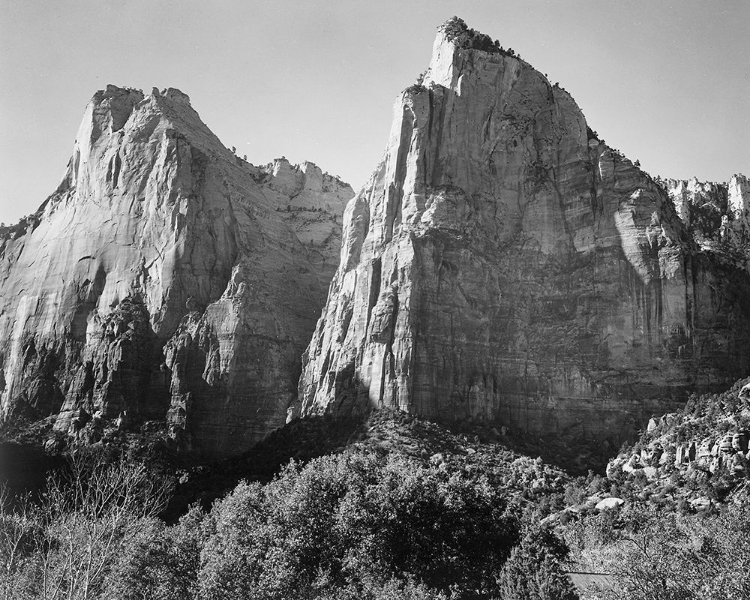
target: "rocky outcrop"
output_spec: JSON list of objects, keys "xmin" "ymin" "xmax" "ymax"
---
[
  {"xmin": 294, "ymin": 18, "xmax": 750, "ymax": 452},
  {"xmin": 662, "ymin": 174, "xmax": 750, "ymax": 265},
  {"xmin": 0, "ymin": 85, "xmax": 352, "ymax": 457},
  {"xmin": 162, "ymin": 158, "xmax": 352, "ymax": 457},
  {"xmin": 604, "ymin": 377, "xmax": 750, "ymax": 510}
]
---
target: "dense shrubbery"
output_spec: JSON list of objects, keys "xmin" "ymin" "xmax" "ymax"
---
[
  {"xmin": 497, "ymin": 527, "xmax": 578, "ymax": 600},
  {"xmin": 563, "ymin": 501, "xmax": 750, "ymax": 599},
  {"xmin": 9, "ymin": 403, "xmax": 750, "ymax": 599},
  {"xmin": 0, "ymin": 444, "xmax": 580, "ymax": 599},
  {"xmin": 182, "ymin": 451, "xmax": 522, "ymax": 599}
]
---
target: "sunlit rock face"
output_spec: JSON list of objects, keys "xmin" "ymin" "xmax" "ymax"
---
[
  {"xmin": 295, "ymin": 20, "xmax": 750, "ymax": 451},
  {"xmin": 0, "ymin": 85, "xmax": 352, "ymax": 457},
  {"xmin": 663, "ymin": 174, "xmax": 750, "ymax": 262}
]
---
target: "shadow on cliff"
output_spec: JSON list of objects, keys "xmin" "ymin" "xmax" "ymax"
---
[
  {"xmin": 164, "ymin": 412, "xmax": 369, "ymax": 521},
  {"xmin": 163, "ymin": 406, "xmax": 619, "ymax": 521}
]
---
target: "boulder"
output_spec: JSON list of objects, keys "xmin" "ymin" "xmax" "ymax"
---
[{"xmin": 595, "ymin": 497, "xmax": 625, "ymax": 511}]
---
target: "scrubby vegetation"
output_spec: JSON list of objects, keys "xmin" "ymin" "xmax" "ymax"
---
[
  {"xmin": 440, "ymin": 17, "xmax": 517, "ymax": 57},
  {"xmin": 2, "ymin": 444, "xmax": 575, "ymax": 600},
  {"xmin": 6, "ymin": 381, "xmax": 750, "ymax": 599},
  {"xmin": 0, "ymin": 210, "xmax": 44, "ymax": 242},
  {"xmin": 0, "ymin": 452, "xmax": 171, "ymax": 600},
  {"xmin": 563, "ymin": 501, "xmax": 750, "ymax": 599}
]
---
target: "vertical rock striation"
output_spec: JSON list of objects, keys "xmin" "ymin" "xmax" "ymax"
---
[
  {"xmin": 163, "ymin": 159, "xmax": 352, "ymax": 457},
  {"xmin": 0, "ymin": 86, "xmax": 352, "ymax": 457},
  {"xmin": 295, "ymin": 19, "xmax": 750, "ymax": 451}
]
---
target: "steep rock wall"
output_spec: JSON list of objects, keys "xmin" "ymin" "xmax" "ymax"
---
[
  {"xmin": 295, "ymin": 22, "xmax": 750, "ymax": 452},
  {"xmin": 163, "ymin": 159, "xmax": 352, "ymax": 456},
  {"xmin": 0, "ymin": 86, "xmax": 352, "ymax": 457}
]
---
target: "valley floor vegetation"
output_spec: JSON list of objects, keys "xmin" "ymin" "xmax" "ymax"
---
[
  {"xmin": 3, "ymin": 405, "xmax": 750, "ymax": 600},
  {"xmin": 1, "ymin": 447, "xmax": 577, "ymax": 600}
]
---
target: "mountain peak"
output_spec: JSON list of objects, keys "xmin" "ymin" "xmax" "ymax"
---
[
  {"xmin": 0, "ymin": 83, "xmax": 354, "ymax": 457},
  {"xmin": 296, "ymin": 18, "xmax": 750, "ymax": 461},
  {"xmin": 157, "ymin": 87, "xmax": 191, "ymax": 106},
  {"xmin": 422, "ymin": 17, "xmax": 527, "ymax": 92},
  {"xmin": 436, "ymin": 16, "xmax": 504, "ymax": 54}
]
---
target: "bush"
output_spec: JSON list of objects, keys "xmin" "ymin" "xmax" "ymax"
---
[
  {"xmin": 496, "ymin": 526, "xmax": 579, "ymax": 600},
  {"xmin": 103, "ymin": 504, "xmax": 205, "ymax": 600},
  {"xmin": 198, "ymin": 451, "xmax": 519, "ymax": 599},
  {"xmin": 440, "ymin": 17, "xmax": 503, "ymax": 54}
]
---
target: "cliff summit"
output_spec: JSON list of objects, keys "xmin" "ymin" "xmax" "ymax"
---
[
  {"xmin": 0, "ymin": 85, "xmax": 353, "ymax": 458},
  {"xmin": 294, "ymin": 19, "xmax": 750, "ymax": 455}
]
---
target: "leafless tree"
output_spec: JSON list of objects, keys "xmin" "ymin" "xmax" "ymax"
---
[
  {"xmin": 1, "ymin": 453, "xmax": 170, "ymax": 600},
  {"xmin": 0, "ymin": 486, "xmax": 42, "ymax": 600}
]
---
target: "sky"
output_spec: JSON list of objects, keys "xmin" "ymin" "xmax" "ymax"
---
[{"xmin": 1, "ymin": 0, "xmax": 748, "ymax": 224}]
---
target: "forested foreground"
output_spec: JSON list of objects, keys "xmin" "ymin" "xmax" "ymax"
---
[{"xmin": 3, "ymin": 442, "xmax": 750, "ymax": 600}]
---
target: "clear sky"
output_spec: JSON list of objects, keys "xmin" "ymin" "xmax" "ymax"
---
[{"xmin": 1, "ymin": 0, "xmax": 748, "ymax": 224}]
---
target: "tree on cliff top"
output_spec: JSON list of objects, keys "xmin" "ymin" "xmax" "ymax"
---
[{"xmin": 440, "ymin": 17, "xmax": 503, "ymax": 54}]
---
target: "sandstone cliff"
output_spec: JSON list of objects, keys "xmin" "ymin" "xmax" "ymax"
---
[
  {"xmin": 663, "ymin": 174, "xmax": 750, "ymax": 264},
  {"xmin": 0, "ymin": 86, "xmax": 352, "ymax": 457},
  {"xmin": 294, "ymin": 19, "xmax": 750, "ymax": 453}
]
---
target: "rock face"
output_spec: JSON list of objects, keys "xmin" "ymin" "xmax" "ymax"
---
[
  {"xmin": 0, "ymin": 85, "xmax": 352, "ymax": 457},
  {"xmin": 663, "ymin": 174, "xmax": 750, "ymax": 262},
  {"xmin": 294, "ymin": 19, "xmax": 750, "ymax": 451}
]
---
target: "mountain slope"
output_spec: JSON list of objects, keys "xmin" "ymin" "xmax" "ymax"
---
[
  {"xmin": 295, "ymin": 18, "xmax": 750, "ymax": 454},
  {"xmin": 0, "ymin": 85, "xmax": 353, "ymax": 458},
  {"xmin": 602, "ymin": 376, "xmax": 750, "ymax": 510}
]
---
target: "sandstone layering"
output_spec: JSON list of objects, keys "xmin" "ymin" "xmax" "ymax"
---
[
  {"xmin": 294, "ymin": 19, "xmax": 750, "ymax": 451},
  {"xmin": 0, "ymin": 86, "xmax": 352, "ymax": 457},
  {"xmin": 2, "ymin": 19, "xmax": 749, "ymax": 462}
]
